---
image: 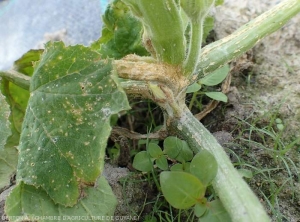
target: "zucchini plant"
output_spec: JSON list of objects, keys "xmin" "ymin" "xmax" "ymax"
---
[{"xmin": 0, "ymin": 0, "xmax": 299, "ymax": 221}]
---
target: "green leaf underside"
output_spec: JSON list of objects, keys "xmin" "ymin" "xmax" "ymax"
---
[
  {"xmin": 0, "ymin": 147, "xmax": 18, "ymax": 190},
  {"xmin": 0, "ymin": 93, "xmax": 11, "ymax": 150},
  {"xmin": 160, "ymin": 171, "xmax": 205, "ymax": 209},
  {"xmin": 5, "ymin": 177, "xmax": 117, "ymax": 222},
  {"xmin": 17, "ymin": 42, "xmax": 130, "ymax": 206}
]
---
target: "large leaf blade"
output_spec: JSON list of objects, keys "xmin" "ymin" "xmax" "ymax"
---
[{"xmin": 17, "ymin": 42, "xmax": 130, "ymax": 206}]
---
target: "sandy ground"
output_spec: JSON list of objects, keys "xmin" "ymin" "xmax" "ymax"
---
[{"xmin": 213, "ymin": 0, "xmax": 300, "ymax": 137}]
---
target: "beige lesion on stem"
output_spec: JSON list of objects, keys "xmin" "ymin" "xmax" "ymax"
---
[{"xmin": 114, "ymin": 54, "xmax": 189, "ymax": 97}]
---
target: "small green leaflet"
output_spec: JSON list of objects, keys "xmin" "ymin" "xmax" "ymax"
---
[
  {"xmin": 16, "ymin": 42, "xmax": 130, "ymax": 206},
  {"xmin": 190, "ymin": 150, "xmax": 218, "ymax": 186},
  {"xmin": 205, "ymin": 92, "xmax": 228, "ymax": 102},
  {"xmin": 199, "ymin": 65, "xmax": 229, "ymax": 86},
  {"xmin": 5, "ymin": 177, "xmax": 117, "ymax": 221},
  {"xmin": 160, "ymin": 171, "xmax": 205, "ymax": 209}
]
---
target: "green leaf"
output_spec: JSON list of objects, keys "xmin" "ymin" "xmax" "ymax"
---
[
  {"xmin": 190, "ymin": 150, "xmax": 218, "ymax": 186},
  {"xmin": 1, "ymin": 76, "xmax": 30, "ymax": 134},
  {"xmin": 132, "ymin": 151, "xmax": 153, "ymax": 172},
  {"xmin": 238, "ymin": 169, "xmax": 253, "ymax": 179},
  {"xmin": 276, "ymin": 123, "xmax": 284, "ymax": 131},
  {"xmin": 156, "ymin": 156, "xmax": 168, "ymax": 170},
  {"xmin": 0, "ymin": 86, "xmax": 21, "ymax": 190},
  {"xmin": 205, "ymin": 92, "xmax": 228, "ymax": 102},
  {"xmin": 171, "ymin": 162, "xmax": 191, "ymax": 173},
  {"xmin": 5, "ymin": 177, "xmax": 117, "ymax": 221},
  {"xmin": 199, "ymin": 199, "xmax": 232, "ymax": 222},
  {"xmin": 160, "ymin": 171, "xmax": 205, "ymax": 209},
  {"xmin": 0, "ymin": 147, "xmax": 18, "ymax": 190},
  {"xmin": 0, "ymin": 93, "xmax": 11, "ymax": 150},
  {"xmin": 170, "ymin": 163, "xmax": 184, "ymax": 171},
  {"xmin": 199, "ymin": 65, "xmax": 230, "ymax": 86},
  {"xmin": 175, "ymin": 140, "xmax": 193, "ymax": 163},
  {"xmin": 194, "ymin": 203, "xmax": 207, "ymax": 217},
  {"xmin": 163, "ymin": 136, "xmax": 182, "ymax": 159},
  {"xmin": 148, "ymin": 143, "xmax": 163, "ymax": 158},
  {"xmin": 16, "ymin": 42, "xmax": 130, "ymax": 206},
  {"xmin": 186, "ymin": 82, "xmax": 201, "ymax": 93},
  {"xmin": 183, "ymin": 162, "xmax": 191, "ymax": 173},
  {"xmin": 92, "ymin": 0, "xmax": 148, "ymax": 59},
  {"xmin": 13, "ymin": 49, "xmax": 44, "ymax": 76}
]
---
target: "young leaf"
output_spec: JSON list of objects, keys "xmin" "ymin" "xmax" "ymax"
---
[
  {"xmin": 5, "ymin": 177, "xmax": 117, "ymax": 221},
  {"xmin": 148, "ymin": 143, "xmax": 163, "ymax": 158},
  {"xmin": 160, "ymin": 171, "xmax": 205, "ymax": 209},
  {"xmin": 156, "ymin": 156, "xmax": 168, "ymax": 171},
  {"xmin": 171, "ymin": 162, "xmax": 191, "ymax": 173},
  {"xmin": 0, "ymin": 93, "xmax": 11, "ymax": 150},
  {"xmin": 163, "ymin": 136, "xmax": 182, "ymax": 159},
  {"xmin": 92, "ymin": 0, "xmax": 148, "ymax": 59},
  {"xmin": 190, "ymin": 150, "xmax": 218, "ymax": 186},
  {"xmin": 170, "ymin": 163, "xmax": 184, "ymax": 172},
  {"xmin": 132, "ymin": 151, "xmax": 153, "ymax": 172},
  {"xmin": 205, "ymin": 92, "xmax": 228, "ymax": 102},
  {"xmin": 194, "ymin": 203, "xmax": 207, "ymax": 217},
  {"xmin": 186, "ymin": 82, "xmax": 202, "ymax": 93},
  {"xmin": 16, "ymin": 42, "xmax": 130, "ymax": 207},
  {"xmin": 175, "ymin": 140, "xmax": 193, "ymax": 163},
  {"xmin": 199, "ymin": 65, "xmax": 229, "ymax": 86},
  {"xmin": 199, "ymin": 199, "xmax": 232, "ymax": 222}
]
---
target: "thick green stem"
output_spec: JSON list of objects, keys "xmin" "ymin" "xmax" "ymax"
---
[
  {"xmin": 122, "ymin": 0, "xmax": 186, "ymax": 65},
  {"xmin": 0, "ymin": 70, "xmax": 30, "ymax": 90},
  {"xmin": 194, "ymin": 0, "xmax": 300, "ymax": 79},
  {"xmin": 168, "ymin": 105, "xmax": 270, "ymax": 222}
]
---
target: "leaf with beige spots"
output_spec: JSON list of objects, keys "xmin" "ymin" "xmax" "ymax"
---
[{"xmin": 16, "ymin": 42, "xmax": 130, "ymax": 206}]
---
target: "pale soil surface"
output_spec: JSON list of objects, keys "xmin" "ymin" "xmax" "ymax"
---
[{"xmin": 213, "ymin": 0, "xmax": 300, "ymax": 137}]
